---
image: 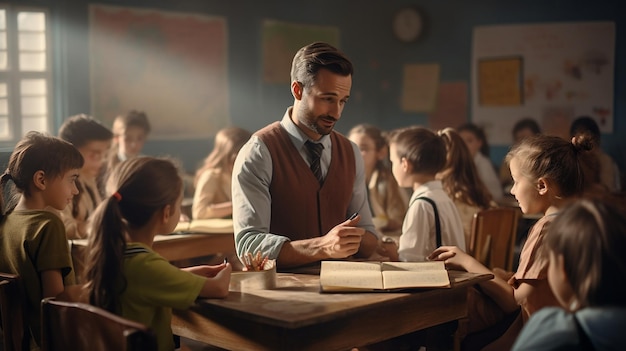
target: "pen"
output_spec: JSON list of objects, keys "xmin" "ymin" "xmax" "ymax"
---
[{"xmin": 348, "ymin": 212, "xmax": 358, "ymax": 220}]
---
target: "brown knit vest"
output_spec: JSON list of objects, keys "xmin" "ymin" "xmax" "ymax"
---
[{"xmin": 256, "ymin": 122, "xmax": 356, "ymax": 239}]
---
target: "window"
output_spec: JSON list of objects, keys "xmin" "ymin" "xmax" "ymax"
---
[{"xmin": 0, "ymin": 5, "xmax": 50, "ymax": 144}]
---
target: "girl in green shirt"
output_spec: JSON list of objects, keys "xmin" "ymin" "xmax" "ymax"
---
[{"xmin": 84, "ymin": 157, "xmax": 231, "ymax": 351}]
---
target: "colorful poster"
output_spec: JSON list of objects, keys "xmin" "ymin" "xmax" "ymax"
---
[
  {"xmin": 262, "ymin": 20, "xmax": 340, "ymax": 84},
  {"xmin": 90, "ymin": 5, "xmax": 228, "ymax": 139}
]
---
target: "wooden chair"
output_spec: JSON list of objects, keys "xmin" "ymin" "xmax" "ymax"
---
[
  {"xmin": 0, "ymin": 273, "xmax": 29, "ymax": 351},
  {"xmin": 40, "ymin": 298, "xmax": 157, "ymax": 351},
  {"xmin": 469, "ymin": 207, "xmax": 521, "ymax": 271}
]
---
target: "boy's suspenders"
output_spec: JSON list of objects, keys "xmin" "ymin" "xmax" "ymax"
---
[{"xmin": 409, "ymin": 196, "xmax": 442, "ymax": 247}]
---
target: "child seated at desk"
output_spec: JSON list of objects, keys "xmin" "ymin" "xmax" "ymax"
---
[
  {"xmin": 103, "ymin": 110, "xmax": 151, "ymax": 185},
  {"xmin": 437, "ymin": 128, "xmax": 495, "ymax": 246},
  {"xmin": 58, "ymin": 114, "xmax": 113, "ymax": 239},
  {"xmin": 0, "ymin": 132, "xmax": 83, "ymax": 348},
  {"xmin": 348, "ymin": 123, "xmax": 408, "ymax": 233},
  {"xmin": 512, "ymin": 196, "xmax": 626, "ymax": 350},
  {"xmin": 192, "ymin": 127, "xmax": 251, "ymax": 220},
  {"xmin": 387, "ymin": 126, "xmax": 465, "ymax": 261},
  {"xmin": 83, "ymin": 157, "xmax": 231, "ymax": 351},
  {"xmin": 430, "ymin": 134, "xmax": 591, "ymax": 350}
]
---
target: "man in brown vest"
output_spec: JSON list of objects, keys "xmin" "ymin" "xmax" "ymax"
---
[{"xmin": 232, "ymin": 42, "xmax": 380, "ymax": 269}]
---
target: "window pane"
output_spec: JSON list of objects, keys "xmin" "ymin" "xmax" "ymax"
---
[
  {"xmin": 0, "ymin": 98, "xmax": 7, "ymax": 115},
  {"xmin": 21, "ymin": 79, "xmax": 46, "ymax": 95},
  {"xmin": 19, "ymin": 52, "xmax": 46, "ymax": 71},
  {"xmin": 0, "ymin": 51, "xmax": 6, "ymax": 70},
  {"xmin": 0, "ymin": 83, "xmax": 7, "ymax": 97},
  {"xmin": 0, "ymin": 116, "xmax": 9, "ymax": 139},
  {"xmin": 0, "ymin": 32, "xmax": 6, "ymax": 49},
  {"xmin": 17, "ymin": 12, "xmax": 45, "ymax": 31},
  {"xmin": 21, "ymin": 115, "xmax": 47, "ymax": 135},
  {"xmin": 19, "ymin": 33, "xmax": 45, "ymax": 51},
  {"xmin": 21, "ymin": 96, "xmax": 47, "ymax": 115},
  {"xmin": 0, "ymin": 10, "xmax": 5, "ymax": 30}
]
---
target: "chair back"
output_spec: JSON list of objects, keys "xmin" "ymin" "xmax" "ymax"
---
[
  {"xmin": 0, "ymin": 273, "xmax": 29, "ymax": 351},
  {"xmin": 40, "ymin": 298, "xmax": 157, "ymax": 351},
  {"xmin": 469, "ymin": 207, "xmax": 521, "ymax": 271}
]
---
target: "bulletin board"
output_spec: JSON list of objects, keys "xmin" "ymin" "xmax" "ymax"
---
[
  {"xmin": 471, "ymin": 22, "xmax": 615, "ymax": 145},
  {"xmin": 90, "ymin": 5, "xmax": 229, "ymax": 140}
]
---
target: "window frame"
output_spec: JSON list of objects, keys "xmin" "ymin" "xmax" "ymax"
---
[{"xmin": 0, "ymin": 3, "xmax": 52, "ymax": 148}]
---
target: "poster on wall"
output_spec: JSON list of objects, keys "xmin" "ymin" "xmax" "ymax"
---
[
  {"xmin": 262, "ymin": 20, "xmax": 339, "ymax": 84},
  {"xmin": 471, "ymin": 21, "xmax": 615, "ymax": 145},
  {"xmin": 401, "ymin": 63, "xmax": 440, "ymax": 113},
  {"xmin": 90, "ymin": 5, "xmax": 229, "ymax": 140}
]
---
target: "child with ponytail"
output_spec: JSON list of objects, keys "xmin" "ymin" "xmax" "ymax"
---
[
  {"xmin": 0, "ymin": 131, "xmax": 84, "ymax": 348},
  {"xmin": 84, "ymin": 157, "xmax": 231, "ymax": 351}
]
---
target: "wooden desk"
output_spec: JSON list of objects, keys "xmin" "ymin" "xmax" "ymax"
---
[
  {"xmin": 70, "ymin": 232, "xmax": 235, "ymax": 279},
  {"xmin": 172, "ymin": 271, "xmax": 492, "ymax": 351}
]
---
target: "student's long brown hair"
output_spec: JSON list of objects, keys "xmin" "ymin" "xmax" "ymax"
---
[
  {"xmin": 437, "ymin": 128, "xmax": 493, "ymax": 209},
  {"xmin": 193, "ymin": 127, "xmax": 251, "ymax": 187},
  {"xmin": 84, "ymin": 157, "xmax": 182, "ymax": 312},
  {"xmin": 0, "ymin": 131, "xmax": 83, "ymax": 218}
]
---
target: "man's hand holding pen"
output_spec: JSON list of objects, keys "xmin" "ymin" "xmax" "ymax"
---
[{"xmin": 320, "ymin": 213, "xmax": 365, "ymax": 259}]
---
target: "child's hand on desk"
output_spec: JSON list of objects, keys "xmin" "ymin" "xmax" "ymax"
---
[
  {"xmin": 193, "ymin": 261, "xmax": 232, "ymax": 298},
  {"xmin": 428, "ymin": 246, "xmax": 475, "ymax": 271},
  {"xmin": 321, "ymin": 214, "xmax": 365, "ymax": 259},
  {"xmin": 179, "ymin": 213, "xmax": 190, "ymax": 222},
  {"xmin": 370, "ymin": 237, "xmax": 399, "ymax": 261},
  {"xmin": 184, "ymin": 261, "xmax": 231, "ymax": 278}
]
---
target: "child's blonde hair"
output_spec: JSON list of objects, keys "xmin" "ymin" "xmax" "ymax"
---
[{"xmin": 504, "ymin": 135, "xmax": 591, "ymax": 197}]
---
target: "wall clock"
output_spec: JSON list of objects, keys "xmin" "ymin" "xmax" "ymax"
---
[{"xmin": 392, "ymin": 7, "xmax": 424, "ymax": 43}]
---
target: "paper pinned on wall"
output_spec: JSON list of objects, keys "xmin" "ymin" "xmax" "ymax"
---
[
  {"xmin": 478, "ymin": 56, "xmax": 523, "ymax": 106},
  {"xmin": 428, "ymin": 81, "xmax": 468, "ymax": 130},
  {"xmin": 401, "ymin": 63, "xmax": 440, "ymax": 113}
]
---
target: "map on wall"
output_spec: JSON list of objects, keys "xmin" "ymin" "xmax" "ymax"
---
[
  {"xmin": 90, "ymin": 5, "xmax": 229, "ymax": 139},
  {"xmin": 471, "ymin": 22, "xmax": 615, "ymax": 145},
  {"xmin": 262, "ymin": 20, "xmax": 339, "ymax": 84}
]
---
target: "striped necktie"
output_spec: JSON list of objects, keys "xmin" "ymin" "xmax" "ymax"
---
[{"xmin": 305, "ymin": 140, "xmax": 324, "ymax": 185}]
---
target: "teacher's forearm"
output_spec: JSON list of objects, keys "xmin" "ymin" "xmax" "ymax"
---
[{"xmin": 277, "ymin": 239, "xmax": 329, "ymax": 268}]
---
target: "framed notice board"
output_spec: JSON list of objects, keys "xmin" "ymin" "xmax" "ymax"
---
[{"xmin": 471, "ymin": 22, "xmax": 615, "ymax": 145}]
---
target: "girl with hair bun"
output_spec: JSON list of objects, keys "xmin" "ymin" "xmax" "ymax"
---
[{"xmin": 430, "ymin": 134, "xmax": 591, "ymax": 350}]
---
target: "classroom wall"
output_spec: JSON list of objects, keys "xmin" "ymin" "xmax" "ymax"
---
[{"xmin": 4, "ymin": 0, "xmax": 625, "ymax": 176}]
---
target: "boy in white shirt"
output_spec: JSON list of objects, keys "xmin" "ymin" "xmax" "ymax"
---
[{"xmin": 388, "ymin": 126, "xmax": 465, "ymax": 261}]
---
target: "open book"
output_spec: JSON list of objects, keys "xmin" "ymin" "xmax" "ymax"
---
[
  {"xmin": 320, "ymin": 261, "xmax": 450, "ymax": 292},
  {"xmin": 172, "ymin": 218, "xmax": 234, "ymax": 234}
]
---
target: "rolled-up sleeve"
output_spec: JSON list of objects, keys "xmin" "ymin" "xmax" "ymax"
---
[{"xmin": 232, "ymin": 136, "xmax": 290, "ymax": 259}]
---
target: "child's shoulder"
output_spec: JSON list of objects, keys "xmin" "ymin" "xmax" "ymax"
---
[{"xmin": 8, "ymin": 209, "xmax": 62, "ymax": 224}]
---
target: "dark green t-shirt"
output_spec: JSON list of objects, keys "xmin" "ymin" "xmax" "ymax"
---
[{"xmin": 0, "ymin": 210, "xmax": 74, "ymax": 347}]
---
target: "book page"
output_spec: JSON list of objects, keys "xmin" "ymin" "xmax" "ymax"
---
[
  {"xmin": 320, "ymin": 261, "xmax": 383, "ymax": 291},
  {"xmin": 174, "ymin": 219, "xmax": 233, "ymax": 234},
  {"xmin": 381, "ymin": 261, "xmax": 450, "ymax": 289}
]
